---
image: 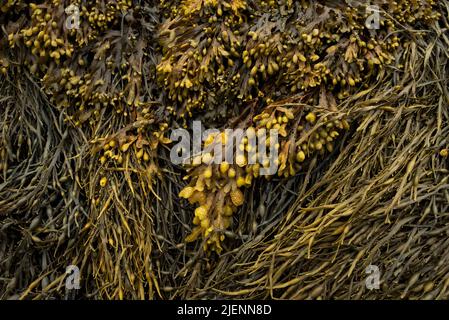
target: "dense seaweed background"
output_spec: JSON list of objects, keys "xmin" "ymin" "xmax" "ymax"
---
[{"xmin": 1, "ymin": 0, "xmax": 449, "ymax": 299}]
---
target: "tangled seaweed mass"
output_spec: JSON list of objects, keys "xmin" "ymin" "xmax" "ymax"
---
[{"xmin": 1, "ymin": 0, "xmax": 449, "ymax": 299}]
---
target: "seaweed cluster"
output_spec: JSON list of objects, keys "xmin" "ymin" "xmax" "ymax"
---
[{"xmin": 179, "ymin": 102, "xmax": 350, "ymax": 251}]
